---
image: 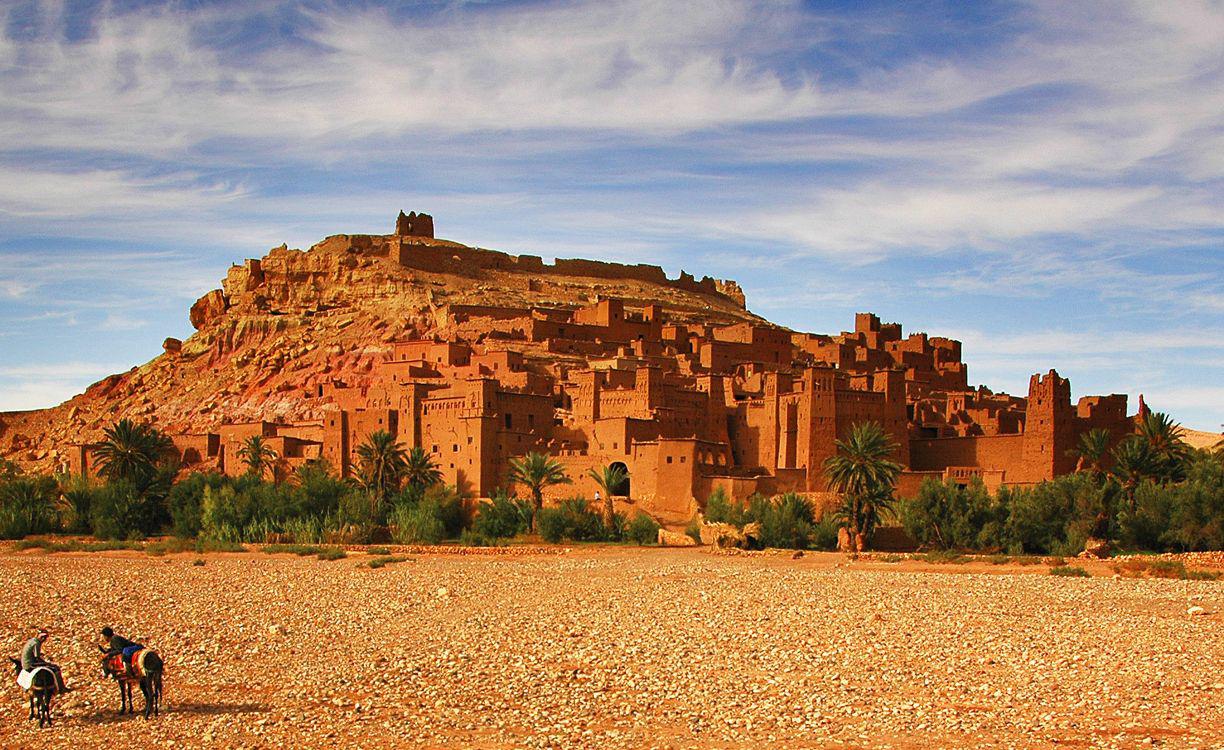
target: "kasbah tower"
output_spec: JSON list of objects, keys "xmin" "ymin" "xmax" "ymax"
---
[{"xmin": 22, "ymin": 211, "xmax": 1144, "ymax": 526}]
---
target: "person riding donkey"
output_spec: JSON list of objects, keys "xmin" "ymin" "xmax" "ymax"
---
[
  {"xmin": 100, "ymin": 626, "xmax": 143, "ymax": 661},
  {"xmin": 19, "ymin": 629, "xmax": 71, "ymax": 693}
]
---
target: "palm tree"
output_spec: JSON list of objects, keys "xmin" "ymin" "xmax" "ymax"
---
[
  {"xmin": 507, "ymin": 452, "xmax": 571, "ymax": 531},
  {"xmin": 92, "ymin": 419, "xmax": 174, "ymax": 489},
  {"xmin": 237, "ymin": 435, "xmax": 279, "ymax": 480},
  {"xmin": 356, "ymin": 430, "xmax": 408, "ymax": 511},
  {"xmin": 1111, "ymin": 436, "xmax": 1158, "ymax": 510},
  {"xmin": 823, "ymin": 422, "xmax": 902, "ymax": 552},
  {"xmin": 404, "ymin": 447, "xmax": 442, "ymax": 492},
  {"xmin": 588, "ymin": 463, "xmax": 628, "ymax": 528},
  {"xmin": 1068, "ymin": 428, "xmax": 1112, "ymax": 478},
  {"xmin": 1137, "ymin": 411, "xmax": 1189, "ymax": 482}
]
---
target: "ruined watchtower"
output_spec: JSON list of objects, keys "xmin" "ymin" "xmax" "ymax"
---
[{"xmin": 395, "ymin": 210, "xmax": 434, "ymax": 238}]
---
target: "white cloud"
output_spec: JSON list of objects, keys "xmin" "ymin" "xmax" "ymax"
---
[{"xmin": 0, "ymin": 361, "xmax": 127, "ymax": 411}]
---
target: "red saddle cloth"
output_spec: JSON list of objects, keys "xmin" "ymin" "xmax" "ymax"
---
[
  {"xmin": 128, "ymin": 649, "xmax": 146, "ymax": 677},
  {"xmin": 104, "ymin": 654, "xmax": 126, "ymax": 676}
]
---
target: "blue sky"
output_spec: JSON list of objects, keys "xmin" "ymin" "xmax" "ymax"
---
[{"xmin": 0, "ymin": 0, "xmax": 1221, "ymax": 430}]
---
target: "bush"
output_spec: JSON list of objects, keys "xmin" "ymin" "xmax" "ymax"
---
[
  {"xmin": 1050, "ymin": 565, "xmax": 1090, "ymax": 577},
  {"xmin": 922, "ymin": 550, "xmax": 967, "ymax": 564},
  {"xmin": 810, "ymin": 514, "xmax": 840, "ymax": 551},
  {"xmin": 537, "ymin": 498, "xmax": 605, "ymax": 543},
  {"xmin": 472, "ymin": 492, "xmax": 533, "ymax": 540},
  {"xmin": 754, "ymin": 493, "xmax": 816, "ymax": 550},
  {"xmin": 166, "ymin": 472, "xmax": 227, "ymax": 538},
  {"xmin": 704, "ymin": 488, "xmax": 746, "ymax": 526},
  {"xmin": 1003, "ymin": 475, "xmax": 1108, "ymax": 556},
  {"xmin": 367, "ymin": 555, "xmax": 409, "ymax": 569},
  {"xmin": 91, "ymin": 480, "xmax": 159, "ymax": 540},
  {"xmin": 0, "ymin": 476, "xmax": 59, "ymax": 539},
  {"xmin": 58, "ymin": 475, "xmax": 97, "ymax": 534},
  {"xmin": 625, "ymin": 513, "xmax": 661, "ymax": 545},
  {"xmin": 367, "ymin": 546, "xmax": 391, "ymax": 556},
  {"xmin": 391, "ymin": 501, "xmax": 447, "ymax": 544},
  {"xmin": 901, "ymin": 478, "xmax": 1007, "ymax": 550},
  {"xmin": 317, "ymin": 547, "xmax": 347, "ymax": 561}
]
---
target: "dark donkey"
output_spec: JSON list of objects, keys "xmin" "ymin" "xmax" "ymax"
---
[
  {"xmin": 8, "ymin": 657, "xmax": 56, "ymax": 727},
  {"xmin": 100, "ymin": 648, "xmax": 164, "ymax": 718}
]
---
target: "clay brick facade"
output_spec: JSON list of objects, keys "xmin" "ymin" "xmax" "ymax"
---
[{"xmin": 57, "ymin": 218, "xmax": 1140, "ymax": 523}]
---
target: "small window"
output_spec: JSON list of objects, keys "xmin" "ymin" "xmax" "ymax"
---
[
  {"xmin": 528, "ymin": 414, "xmax": 535, "ymax": 427},
  {"xmin": 452, "ymin": 444, "xmax": 458, "ymax": 452},
  {"xmin": 467, "ymin": 436, "xmax": 473, "ymax": 445},
  {"xmin": 432, "ymin": 444, "xmax": 439, "ymax": 453},
  {"xmin": 666, "ymin": 456, "xmax": 673, "ymax": 464},
  {"xmin": 680, "ymin": 456, "xmax": 686, "ymax": 464},
  {"xmin": 505, "ymin": 413, "xmax": 513, "ymax": 429}
]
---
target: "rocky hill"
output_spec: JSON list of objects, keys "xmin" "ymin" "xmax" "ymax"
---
[{"xmin": 0, "ymin": 216, "xmax": 758, "ymax": 472}]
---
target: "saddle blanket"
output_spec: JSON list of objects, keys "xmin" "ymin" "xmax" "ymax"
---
[{"xmin": 17, "ymin": 667, "xmax": 52, "ymax": 691}]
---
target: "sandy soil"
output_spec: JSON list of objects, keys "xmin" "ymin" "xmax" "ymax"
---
[{"xmin": 1, "ymin": 548, "xmax": 1220, "ymax": 749}]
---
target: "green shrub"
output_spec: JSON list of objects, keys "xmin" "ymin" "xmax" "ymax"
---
[
  {"xmin": 901, "ymin": 478, "xmax": 1007, "ymax": 550},
  {"xmin": 389, "ymin": 484, "xmax": 465, "ymax": 545},
  {"xmin": 317, "ymin": 547, "xmax": 347, "ymax": 561},
  {"xmin": 810, "ymin": 514, "xmax": 840, "ymax": 551},
  {"xmin": 391, "ymin": 501, "xmax": 446, "ymax": 544},
  {"xmin": 537, "ymin": 498, "xmax": 605, "ymax": 543},
  {"xmin": 626, "ymin": 513, "xmax": 661, "ymax": 545},
  {"xmin": 0, "ymin": 476, "xmax": 59, "ymax": 539},
  {"xmin": 704, "ymin": 488, "xmax": 746, "ymax": 526},
  {"xmin": 878, "ymin": 553, "xmax": 904, "ymax": 563},
  {"xmin": 192, "ymin": 558, "xmax": 205, "ymax": 566},
  {"xmin": 283, "ymin": 515, "xmax": 325, "ymax": 545},
  {"xmin": 367, "ymin": 555, "xmax": 409, "ymax": 569},
  {"xmin": 755, "ymin": 493, "xmax": 816, "ymax": 550},
  {"xmin": 58, "ymin": 475, "xmax": 97, "ymax": 534},
  {"xmin": 367, "ymin": 546, "xmax": 391, "ymax": 555},
  {"xmin": 987, "ymin": 554, "xmax": 1012, "ymax": 565},
  {"xmin": 166, "ymin": 472, "xmax": 227, "ymax": 538},
  {"xmin": 91, "ymin": 480, "xmax": 158, "ymax": 540},
  {"xmin": 472, "ymin": 491, "xmax": 533, "ymax": 540},
  {"xmin": 1050, "ymin": 565, "xmax": 1090, "ymax": 577}
]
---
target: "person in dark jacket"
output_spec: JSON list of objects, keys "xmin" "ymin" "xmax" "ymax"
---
[
  {"xmin": 100, "ymin": 626, "xmax": 142, "ymax": 658},
  {"xmin": 19, "ymin": 629, "xmax": 70, "ymax": 692}
]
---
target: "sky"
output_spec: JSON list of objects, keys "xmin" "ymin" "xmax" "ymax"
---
[{"xmin": 0, "ymin": 0, "xmax": 1221, "ymax": 430}]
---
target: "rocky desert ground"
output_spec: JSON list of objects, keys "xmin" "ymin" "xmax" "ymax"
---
[{"xmin": 1, "ymin": 547, "xmax": 1220, "ymax": 749}]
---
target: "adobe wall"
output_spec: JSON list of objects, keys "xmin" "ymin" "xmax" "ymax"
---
[
  {"xmin": 908, "ymin": 434, "xmax": 1025, "ymax": 474},
  {"xmin": 396, "ymin": 240, "xmax": 744, "ymax": 307}
]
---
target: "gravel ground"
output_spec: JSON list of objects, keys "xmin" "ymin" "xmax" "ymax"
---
[{"xmin": 1, "ymin": 549, "xmax": 1220, "ymax": 749}]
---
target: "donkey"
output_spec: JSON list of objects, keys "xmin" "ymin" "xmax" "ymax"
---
[
  {"xmin": 9, "ymin": 657, "xmax": 56, "ymax": 727},
  {"xmin": 100, "ymin": 649, "xmax": 163, "ymax": 718}
]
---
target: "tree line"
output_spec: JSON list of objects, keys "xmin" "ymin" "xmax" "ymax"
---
[{"xmin": 0, "ymin": 413, "xmax": 1219, "ymax": 554}]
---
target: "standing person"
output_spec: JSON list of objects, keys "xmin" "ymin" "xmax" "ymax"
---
[{"xmin": 20, "ymin": 629, "xmax": 71, "ymax": 692}]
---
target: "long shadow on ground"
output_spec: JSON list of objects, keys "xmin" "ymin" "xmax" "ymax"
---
[{"xmin": 73, "ymin": 701, "xmax": 266, "ymax": 724}]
